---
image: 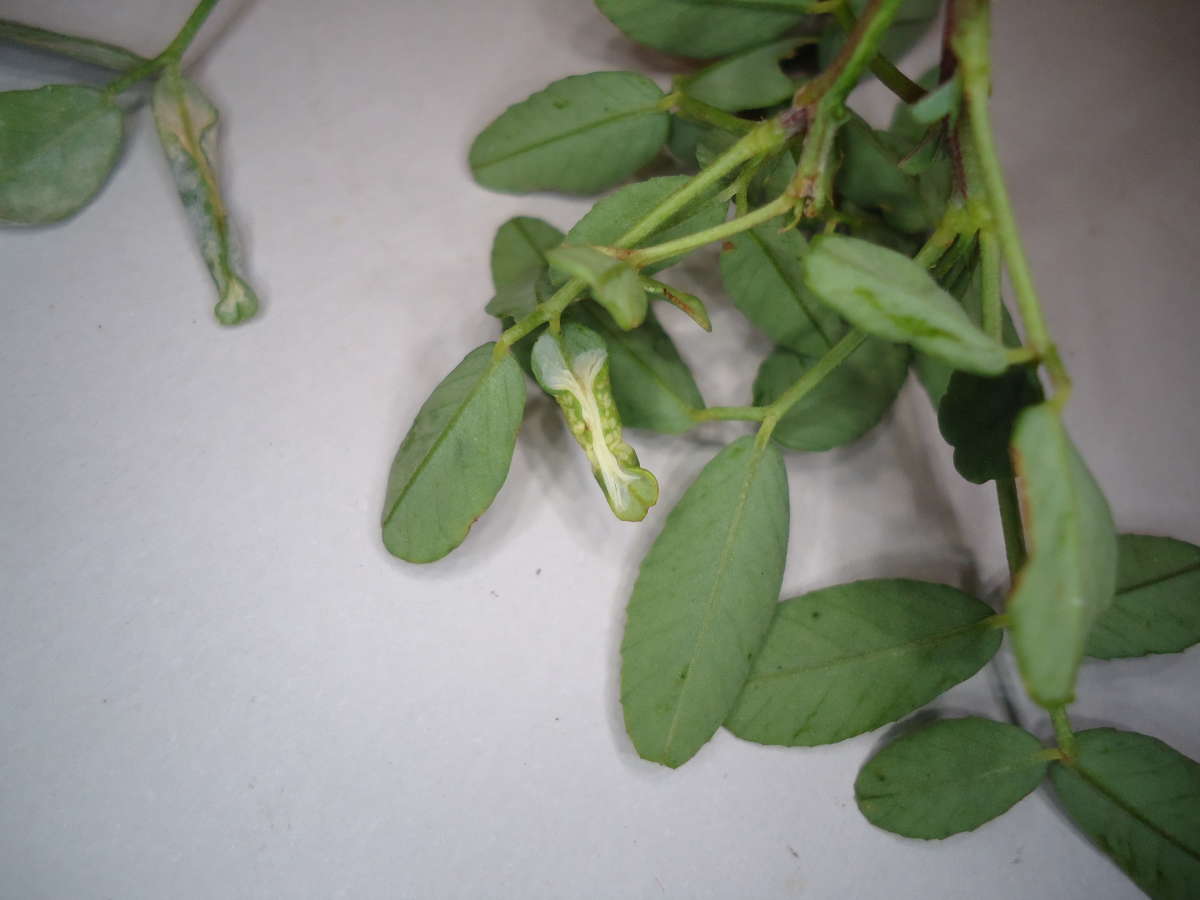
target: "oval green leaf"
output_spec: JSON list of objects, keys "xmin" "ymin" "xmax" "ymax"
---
[
  {"xmin": 595, "ymin": 0, "xmax": 808, "ymax": 59},
  {"xmin": 566, "ymin": 175, "xmax": 728, "ymax": 276},
  {"xmin": 728, "ymin": 580, "xmax": 1001, "ymax": 746},
  {"xmin": 804, "ymin": 234, "xmax": 1010, "ymax": 375},
  {"xmin": 468, "ymin": 72, "xmax": 669, "ymax": 195},
  {"xmin": 1086, "ymin": 534, "xmax": 1200, "ymax": 659},
  {"xmin": 381, "ymin": 344, "xmax": 526, "ymax": 563},
  {"xmin": 1051, "ymin": 729, "xmax": 1200, "ymax": 900},
  {"xmin": 622, "ymin": 435, "xmax": 789, "ymax": 768},
  {"xmin": 682, "ymin": 37, "xmax": 799, "ymax": 112},
  {"xmin": 0, "ymin": 84, "xmax": 123, "ymax": 224},
  {"xmin": 546, "ymin": 246, "xmax": 647, "ymax": 330},
  {"xmin": 837, "ymin": 113, "xmax": 944, "ymax": 236},
  {"xmin": 569, "ymin": 304, "xmax": 703, "ymax": 434},
  {"xmin": 856, "ymin": 717, "xmax": 1049, "ymax": 839},
  {"xmin": 1009, "ymin": 403, "xmax": 1118, "ymax": 707},
  {"xmin": 937, "ymin": 366, "xmax": 1044, "ymax": 484},
  {"xmin": 153, "ymin": 66, "xmax": 259, "ymax": 324},
  {"xmin": 752, "ymin": 340, "xmax": 909, "ymax": 452},
  {"xmin": 485, "ymin": 216, "xmax": 564, "ymax": 318},
  {"xmin": 720, "ymin": 218, "xmax": 844, "ymax": 357}
]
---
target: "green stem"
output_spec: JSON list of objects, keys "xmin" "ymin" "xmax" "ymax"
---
[
  {"xmin": 832, "ymin": 4, "xmax": 927, "ymax": 103},
  {"xmin": 995, "ymin": 477, "xmax": 1027, "ymax": 577},
  {"xmin": 690, "ymin": 405, "xmax": 769, "ymax": 424},
  {"xmin": 820, "ymin": 0, "xmax": 906, "ymax": 106},
  {"xmin": 669, "ymin": 92, "xmax": 755, "ymax": 135},
  {"xmin": 1050, "ymin": 706, "xmax": 1077, "ymax": 760},
  {"xmin": 104, "ymin": 0, "xmax": 220, "ymax": 96},
  {"xmin": 914, "ymin": 217, "xmax": 962, "ymax": 268},
  {"xmin": 954, "ymin": 5, "xmax": 1070, "ymax": 392},
  {"xmin": 980, "ymin": 227, "xmax": 1002, "ymax": 340},
  {"xmin": 627, "ymin": 194, "xmax": 792, "ymax": 268},
  {"xmin": 759, "ymin": 328, "xmax": 867, "ymax": 444},
  {"xmin": 0, "ymin": 18, "xmax": 147, "ymax": 70}
]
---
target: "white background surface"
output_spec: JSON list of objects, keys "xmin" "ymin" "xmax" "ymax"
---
[{"xmin": 2, "ymin": 1, "xmax": 1198, "ymax": 898}]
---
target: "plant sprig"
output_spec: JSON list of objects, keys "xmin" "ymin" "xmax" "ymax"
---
[
  {"xmin": 0, "ymin": 0, "xmax": 260, "ymax": 324},
  {"xmin": 383, "ymin": 1, "xmax": 1200, "ymax": 896}
]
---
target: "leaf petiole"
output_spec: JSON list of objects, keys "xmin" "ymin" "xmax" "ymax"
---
[
  {"xmin": 759, "ymin": 328, "xmax": 868, "ymax": 445},
  {"xmin": 103, "ymin": 0, "xmax": 220, "ymax": 97}
]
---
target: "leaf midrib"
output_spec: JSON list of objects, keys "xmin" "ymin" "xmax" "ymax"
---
[
  {"xmin": 383, "ymin": 352, "xmax": 504, "ymax": 525},
  {"xmin": 746, "ymin": 618, "xmax": 990, "ymax": 683},
  {"xmin": 1118, "ymin": 560, "xmax": 1200, "ymax": 597},
  {"xmin": 660, "ymin": 440, "xmax": 769, "ymax": 761},
  {"xmin": 473, "ymin": 105, "xmax": 662, "ymax": 171},
  {"xmin": 1063, "ymin": 761, "xmax": 1200, "ymax": 864}
]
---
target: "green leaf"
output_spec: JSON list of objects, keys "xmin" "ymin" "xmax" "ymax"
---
[
  {"xmin": 531, "ymin": 325, "xmax": 658, "ymax": 521},
  {"xmin": 665, "ymin": 115, "xmax": 712, "ymax": 171},
  {"xmin": 913, "ymin": 254, "xmax": 981, "ymax": 406},
  {"xmin": 727, "ymin": 580, "xmax": 1001, "ymax": 746},
  {"xmin": 622, "ymin": 435, "xmax": 789, "ymax": 768},
  {"xmin": 1086, "ymin": 535, "xmax": 1200, "ymax": 659},
  {"xmin": 595, "ymin": 0, "xmax": 809, "ymax": 59},
  {"xmin": 1009, "ymin": 403, "xmax": 1118, "ymax": 707},
  {"xmin": 485, "ymin": 216, "xmax": 564, "ymax": 318},
  {"xmin": 681, "ymin": 37, "xmax": 800, "ymax": 112},
  {"xmin": 565, "ymin": 174, "xmax": 728, "ymax": 276},
  {"xmin": 642, "ymin": 277, "xmax": 711, "ymax": 331},
  {"xmin": 569, "ymin": 304, "xmax": 704, "ymax": 434},
  {"xmin": 546, "ymin": 246, "xmax": 647, "ymax": 330},
  {"xmin": 720, "ymin": 218, "xmax": 844, "ymax": 357},
  {"xmin": 0, "ymin": 19, "xmax": 147, "ymax": 70},
  {"xmin": 937, "ymin": 366, "xmax": 1044, "ymax": 484},
  {"xmin": 469, "ymin": 72, "xmax": 669, "ymax": 195},
  {"xmin": 837, "ymin": 113, "xmax": 945, "ymax": 235},
  {"xmin": 381, "ymin": 344, "xmax": 526, "ymax": 563},
  {"xmin": 0, "ymin": 84, "xmax": 122, "ymax": 224},
  {"xmin": 752, "ymin": 340, "xmax": 909, "ymax": 452},
  {"xmin": 803, "ymin": 235, "xmax": 1010, "ymax": 375},
  {"xmin": 856, "ymin": 717, "xmax": 1050, "ymax": 839},
  {"xmin": 1051, "ymin": 729, "xmax": 1200, "ymax": 900},
  {"xmin": 152, "ymin": 66, "xmax": 259, "ymax": 325}
]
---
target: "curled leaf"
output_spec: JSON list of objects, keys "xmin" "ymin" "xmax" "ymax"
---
[
  {"xmin": 545, "ymin": 246, "xmax": 647, "ymax": 330},
  {"xmin": 531, "ymin": 325, "xmax": 658, "ymax": 521},
  {"xmin": 152, "ymin": 65, "xmax": 259, "ymax": 324}
]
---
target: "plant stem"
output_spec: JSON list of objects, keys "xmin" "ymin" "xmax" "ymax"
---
[
  {"xmin": 759, "ymin": 328, "xmax": 867, "ymax": 445},
  {"xmin": 995, "ymin": 477, "xmax": 1026, "ymax": 577},
  {"xmin": 817, "ymin": 0, "xmax": 906, "ymax": 107},
  {"xmin": 979, "ymin": 227, "xmax": 1002, "ymax": 340},
  {"xmin": 832, "ymin": 3, "xmax": 927, "ymax": 103},
  {"xmin": 954, "ymin": 4, "xmax": 1070, "ymax": 392},
  {"xmin": 1050, "ymin": 706, "xmax": 1077, "ymax": 760},
  {"xmin": 104, "ymin": 0, "xmax": 220, "ymax": 96},
  {"xmin": 669, "ymin": 93, "xmax": 755, "ymax": 134},
  {"xmin": 627, "ymin": 194, "xmax": 792, "ymax": 268},
  {"xmin": 690, "ymin": 405, "xmax": 769, "ymax": 424}
]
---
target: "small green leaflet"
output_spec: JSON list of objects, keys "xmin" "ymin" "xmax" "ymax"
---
[
  {"xmin": 681, "ymin": 37, "xmax": 800, "ymax": 112},
  {"xmin": 568, "ymin": 305, "xmax": 703, "ymax": 435},
  {"xmin": 727, "ymin": 580, "xmax": 1000, "ymax": 746},
  {"xmin": 752, "ymin": 340, "xmax": 909, "ymax": 452},
  {"xmin": 468, "ymin": 72, "xmax": 669, "ymax": 195},
  {"xmin": 595, "ymin": 0, "xmax": 808, "ymax": 60},
  {"xmin": 0, "ymin": 84, "xmax": 123, "ymax": 224},
  {"xmin": 641, "ymin": 277, "xmax": 711, "ymax": 331},
  {"xmin": 666, "ymin": 115, "xmax": 711, "ymax": 171},
  {"xmin": 937, "ymin": 367, "xmax": 1044, "ymax": 484},
  {"xmin": 381, "ymin": 344, "xmax": 526, "ymax": 563},
  {"xmin": 0, "ymin": 19, "xmax": 146, "ymax": 71},
  {"xmin": 720, "ymin": 218, "xmax": 843, "ymax": 357},
  {"xmin": 909, "ymin": 76, "xmax": 962, "ymax": 125},
  {"xmin": 622, "ymin": 435, "xmax": 789, "ymax": 768},
  {"xmin": 804, "ymin": 235, "xmax": 1010, "ymax": 375},
  {"xmin": 856, "ymin": 717, "xmax": 1050, "ymax": 839},
  {"xmin": 1009, "ymin": 403, "xmax": 1117, "ymax": 707},
  {"xmin": 1086, "ymin": 535, "xmax": 1200, "ymax": 659},
  {"xmin": 565, "ymin": 175, "xmax": 728, "ymax": 277},
  {"xmin": 1051, "ymin": 729, "xmax": 1200, "ymax": 899},
  {"xmin": 545, "ymin": 246, "xmax": 647, "ymax": 330},
  {"xmin": 485, "ymin": 216, "xmax": 564, "ymax": 318},
  {"xmin": 531, "ymin": 325, "xmax": 657, "ymax": 521},
  {"xmin": 152, "ymin": 65, "xmax": 259, "ymax": 325}
]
